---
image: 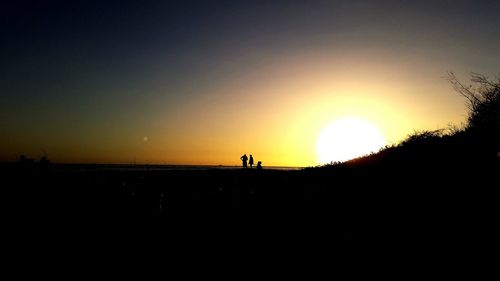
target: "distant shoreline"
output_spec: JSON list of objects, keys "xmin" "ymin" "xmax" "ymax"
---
[{"xmin": 0, "ymin": 162, "xmax": 304, "ymax": 171}]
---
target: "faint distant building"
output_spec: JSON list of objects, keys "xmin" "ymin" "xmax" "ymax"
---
[
  {"xmin": 19, "ymin": 155, "xmax": 34, "ymax": 165},
  {"xmin": 39, "ymin": 156, "xmax": 51, "ymax": 169}
]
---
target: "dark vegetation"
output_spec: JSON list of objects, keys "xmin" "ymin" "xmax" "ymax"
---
[{"xmin": 3, "ymin": 73, "xmax": 498, "ymax": 263}]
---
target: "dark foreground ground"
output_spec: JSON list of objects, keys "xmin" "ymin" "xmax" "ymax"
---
[{"xmin": 2, "ymin": 160, "xmax": 498, "ymax": 268}]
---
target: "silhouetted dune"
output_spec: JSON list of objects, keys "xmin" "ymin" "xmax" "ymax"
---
[{"xmin": 3, "ymin": 146, "xmax": 497, "ymax": 260}]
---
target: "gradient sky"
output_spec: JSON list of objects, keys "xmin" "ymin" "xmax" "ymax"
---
[{"xmin": 1, "ymin": 0, "xmax": 499, "ymax": 166}]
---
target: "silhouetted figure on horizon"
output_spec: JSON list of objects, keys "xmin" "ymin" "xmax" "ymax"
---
[
  {"xmin": 256, "ymin": 161, "xmax": 262, "ymax": 170},
  {"xmin": 249, "ymin": 154, "xmax": 254, "ymax": 168},
  {"xmin": 240, "ymin": 154, "xmax": 248, "ymax": 168}
]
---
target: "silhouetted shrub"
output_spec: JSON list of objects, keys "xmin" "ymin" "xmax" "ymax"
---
[
  {"xmin": 399, "ymin": 129, "xmax": 443, "ymax": 147},
  {"xmin": 448, "ymin": 72, "xmax": 500, "ymax": 137}
]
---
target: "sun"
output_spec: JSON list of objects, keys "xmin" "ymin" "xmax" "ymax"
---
[{"xmin": 316, "ymin": 117, "xmax": 386, "ymax": 164}]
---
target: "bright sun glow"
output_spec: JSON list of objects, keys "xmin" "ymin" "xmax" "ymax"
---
[{"xmin": 317, "ymin": 117, "xmax": 386, "ymax": 164}]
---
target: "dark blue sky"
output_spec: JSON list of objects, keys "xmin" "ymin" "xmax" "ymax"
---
[{"xmin": 3, "ymin": 0, "xmax": 499, "ymax": 101}]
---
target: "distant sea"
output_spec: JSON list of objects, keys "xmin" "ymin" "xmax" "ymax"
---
[{"xmin": 48, "ymin": 163, "xmax": 303, "ymax": 171}]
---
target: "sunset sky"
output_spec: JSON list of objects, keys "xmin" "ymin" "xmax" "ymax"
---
[{"xmin": 1, "ymin": 0, "xmax": 499, "ymax": 166}]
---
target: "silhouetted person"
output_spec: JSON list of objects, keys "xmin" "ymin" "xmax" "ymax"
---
[
  {"xmin": 240, "ymin": 154, "xmax": 248, "ymax": 168},
  {"xmin": 249, "ymin": 154, "xmax": 254, "ymax": 168},
  {"xmin": 256, "ymin": 161, "xmax": 262, "ymax": 170}
]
